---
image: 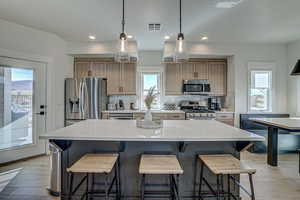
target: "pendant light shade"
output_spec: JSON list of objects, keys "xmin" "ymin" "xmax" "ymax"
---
[
  {"xmin": 174, "ymin": 0, "xmax": 188, "ymax": 63},
  {"xmin": 115, "ymin": 0, "xmax": 129, "ymax": 62}
]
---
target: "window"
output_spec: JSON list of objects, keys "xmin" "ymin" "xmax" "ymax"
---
[
  {"xmin": 141, "ymin": 72, "xmax": 161, "ymax": 110},
  {"xmin": 249, "ymin": 70, "xmax": 272, "ymax": 112}
]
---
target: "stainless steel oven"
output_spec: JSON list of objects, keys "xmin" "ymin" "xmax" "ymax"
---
[{"xmin": 183, "ymin": 80, "xmax": 211, "ymax": 95}]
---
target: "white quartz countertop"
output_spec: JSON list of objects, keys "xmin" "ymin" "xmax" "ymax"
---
[
  {"xmin": 102, "ymin": 110, "xmax": 185, "ymax": 114},
  {"xmin": 250, "ymin": 118, "xmax": 300, "ymax": 130},
  {"xmin": 40, "ymin": 119, "xmax": 264, "ymax": 142}
]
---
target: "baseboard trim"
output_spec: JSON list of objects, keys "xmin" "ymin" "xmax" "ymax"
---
[{"xmin": 0, "ymin": 154, "xmax": 46, "ymax": 167}]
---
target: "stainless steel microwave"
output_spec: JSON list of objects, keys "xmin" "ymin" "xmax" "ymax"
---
[{"xmin": 183, "ymin": 80, "xmax": 211, "ymax": 95}]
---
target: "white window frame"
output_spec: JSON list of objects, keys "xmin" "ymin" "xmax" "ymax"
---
[
  {"xmin": 247, "ymin": 62, "xmax": 276, "ymax": 113},
  {"xmin": 137, "ymin": 66, "xmax": 163, "ymax": 110}
]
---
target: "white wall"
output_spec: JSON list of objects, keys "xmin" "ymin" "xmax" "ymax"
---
[
  {"xmin": 0, "ymin": 19, "xmax": 73, "ymax": 131},
  {"xmin": 287, "ymin": 40, "xmax": 300, "ymax": 116}
]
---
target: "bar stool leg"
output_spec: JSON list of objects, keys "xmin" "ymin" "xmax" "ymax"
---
[
  {"xmin": 105, "ymin": 173, "xmax": 109, "ymax": 200},
  {"xmin": 249, "ymin": 174, "xmax": 255, "ymax": 200},
  {"xmin": 169, "ymin": 175, "xmax": 175, "ymax": 200},
  {"xmin": 115, "ymin": 159, "xmax": 120, "ymax": 200},
  {"xmin": 68, "ymin": 172, "xmax": 74, "ymax": 200},
  {"xmin": 227, "ymin": 174, "xmax": 231, "ymax": 200},
  {"xmin": 86, "ymin": 173, "xmax": 89, "ymax": 200},
  {"xmin": 91, "ymin": 173, "xmax": 95, "ymax": 200},
  {"xmin": 198, "ymin": 161, "xmax": 204, "ymax": 200},
  {"xmin": 176, "ymin": 174, "xmax": 181, "ymax": 200},
  {"xmin": 216, "ymin": 175, "xmax": 221, "ymax": 200},
  {"xmin": 221, "ymin": 175, "xmax": 225, "ymax": 200},
  {"xmin": 141, "ymin": 174, "xmax": 145, "ymax": 200}
]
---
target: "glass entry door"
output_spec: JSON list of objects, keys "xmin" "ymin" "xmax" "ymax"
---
[{"xmin": 0, "ymin": 57, "xmax": 47, "ymax": 163}]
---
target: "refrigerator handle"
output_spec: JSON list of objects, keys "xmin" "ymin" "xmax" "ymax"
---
[{"xmin": 79, "ymin": 81, "xmax": 86, "ymax": 118}]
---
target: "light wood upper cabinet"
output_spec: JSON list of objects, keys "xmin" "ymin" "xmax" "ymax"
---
[
  {"xmin": 91, "ymin": 62, "xmax": 107, "ymax": 77},
  {"xmin": 165, "ymin": 60, "xmax": 227, "ymax": 96},
  {"xmin": 74, "ymin": 59, "xmax": 137, "ymax": 96},
  {"xmin": 165, "ymin": 63, "xmax": 182, "ymax": 95},
  {"xmin": 74, "ymin": 62, "xmax": 91, "ymax": 80},
  {"xmin": 106, "ymin": 63, "xmax": 122, "ymax": 95},
  {"xmin": 121, "ymin": 63, "xmax": 136, "ymax": 95},
  {"xmin": 208, "ymin": 62, "xmax": 227, "ymax": 96},
  {"xmin": 194, "ymin": 62, "xmax": 208, "ymax": 80},
  {"xmin": 181, "ymin": 63, "xmax": 208, "ymax": 80},
  {"xmin": 181, "ymin": 63, "xmax": 194, "ymax": 80}
]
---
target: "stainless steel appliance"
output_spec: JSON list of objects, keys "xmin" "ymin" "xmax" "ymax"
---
[
  {"xmin": 108, "ymin": 112, "xmax": 134, "ymax": 120},
  {"xmin": 179, "ymin": 100, "xmax": 216, "ymax": 120},
  {"xmin": 183, "ymin": 80, "xmax": 211, "ymax": 95},
  {"xmin": 65, "ymin": 77, "xmax": 108, "ymax": 124},
  {"xmin": 208, "ymin": 97, "xmax": 221, "ymax": 111},
  {"xmin": 48, "ymin": 77, "xmax": 108, "ymax": 197}
]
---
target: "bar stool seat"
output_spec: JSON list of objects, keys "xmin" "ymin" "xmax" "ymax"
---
[
  {"xmin": 196, "ymin": 154, "xmax": 256, "ymax": 200},
  {"xmin": 67, "ymin": 153, "xmax": 120, "ymax": 200},
  {"xmin": 139, "ymin": 154, "xmax": 183, "ymax": 200},
  {"xmin": 199, "ymin": 154, "xmax": 256, "ymax": 175},
  {"xmin": 67, "ymin": 153, "xmax": 118, "ymax": 173},
  {"xmin": 139, "ymin": 155, "xmax": 184, "ymax": 174}
]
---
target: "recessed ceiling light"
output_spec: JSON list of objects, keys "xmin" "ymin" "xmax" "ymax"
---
[
  {"xmin": 216, "ymin": 0, "xmax": 243, "ymax": 8},
  {"xmin": 164, "ymin": 35, "xmax": 170, "ymax": 40},
  {"xmin": 201, "ymin": 36, "xmax": 208, "ymax": 40},
  {"xmin": 127, "ymin": 35, "xmax": 133, "ymax": 39},
  {"xmin": 89, "ymin": 35, "xmax": 96, "ymax": 40}
]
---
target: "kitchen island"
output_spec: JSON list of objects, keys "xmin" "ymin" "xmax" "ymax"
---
[{"xmin": 40, "ymin": 120, "xmax": 264, "ymax": 199}]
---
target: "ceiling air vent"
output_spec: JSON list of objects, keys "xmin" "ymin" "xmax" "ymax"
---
[{"xmin": 148, "ymin": 23, "xmax": 161, "ymax": 32}]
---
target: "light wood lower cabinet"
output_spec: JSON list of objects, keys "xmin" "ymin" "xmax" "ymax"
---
[
  {"xmin": 216, "ymin": 113, "xmax": 234, "ymax": 126},
  {"xmin": 134, "ymin": 112, "xmax": 186, "ymax": 120},
  {"xmin": 102, "ymin": 112, "xmax": 185, "ymax": 120}
]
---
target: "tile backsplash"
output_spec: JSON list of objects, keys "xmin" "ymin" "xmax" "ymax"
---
[{"xmin": 108, "ymin": 94, "xmax": 233, "ymax": 110}]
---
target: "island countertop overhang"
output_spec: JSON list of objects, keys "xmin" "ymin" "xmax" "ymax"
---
[{"xmin": 40, "ymin": 120, "xmax": 264, "ymax": 142}]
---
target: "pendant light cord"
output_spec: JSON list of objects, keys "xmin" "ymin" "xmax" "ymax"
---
[
  {"xmin": 122, "ymin": 0, "xmax": 125, "ymax": 33},
  {"xmin": 179, "ymin": 0, "xmax": 182, "ymax": 34}
]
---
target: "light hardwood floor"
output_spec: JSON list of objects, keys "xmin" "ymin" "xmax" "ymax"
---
[{"xmin": 0, "ymin": 152, "xmax": 299, "ymax": 200}]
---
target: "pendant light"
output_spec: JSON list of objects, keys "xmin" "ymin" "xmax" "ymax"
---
[
  {"xmin": 115, "ymin": 0, "xmax": 128, "ymax": 62},
  {"xmin": 174, "ymin": 0, "xmax": 188, "ymax": 62}
]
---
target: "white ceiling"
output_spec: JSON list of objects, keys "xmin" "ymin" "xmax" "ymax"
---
[{"xmin": 0, "ymin": 0, "xmax": 300, "ymax": 50}]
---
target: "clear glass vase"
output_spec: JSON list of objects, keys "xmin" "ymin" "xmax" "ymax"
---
[{"xmin": 144, "ymin": 109, "xmax": 153, "ymax": 121}]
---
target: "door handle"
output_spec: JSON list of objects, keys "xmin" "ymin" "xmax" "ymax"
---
[{"xmin": 35, "ymin": 111, "xmax": 45, "ymax": 115}]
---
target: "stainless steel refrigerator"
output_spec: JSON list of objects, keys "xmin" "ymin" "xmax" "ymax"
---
[
  {"xmin": 48, "ymin": 77, "xmax": 107, "ymax": 196},
  {"xmin": 64, "ymin": 77, "xmax": 108, "ymax": 125}
]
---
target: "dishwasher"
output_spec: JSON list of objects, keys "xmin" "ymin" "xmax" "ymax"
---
[{"xmin": 108, "ymin": 112, "xmax": 134, "ymax": 120}]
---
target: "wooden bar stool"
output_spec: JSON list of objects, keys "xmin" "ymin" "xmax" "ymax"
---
[
  {"xmin": 67, "ymin": 153, "xmax": 120, "ymax": 200},
  {"xmin": 139, "ymin": 155, "xmax": 184, "ymax": 200},
  {"xmin": 197, "ymin": 154, "xmax": 256, "ymax": 200}
]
